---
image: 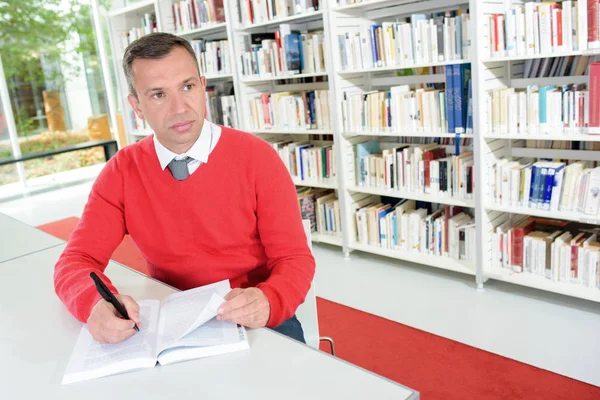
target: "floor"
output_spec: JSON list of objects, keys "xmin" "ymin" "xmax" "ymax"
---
[{"xmin": 1, "ymin": 172, "xmax": 599, "ymax": 388}]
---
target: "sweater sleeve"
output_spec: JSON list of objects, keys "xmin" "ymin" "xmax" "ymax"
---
[
  {"xmin": 53, "ymin": 155, "xmax": 128, "ymax": 323},
  {"xmin": 253, "ymin": 141, "xmax": 316, "ymax": 328}
]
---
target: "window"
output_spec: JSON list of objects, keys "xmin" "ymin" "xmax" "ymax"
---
[{"xmin": 0, "ymin": 0, "xmax": 114, "ymax": 193}]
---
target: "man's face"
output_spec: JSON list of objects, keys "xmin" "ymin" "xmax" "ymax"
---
[{"xmin": 127, "ymin": 47, "xmax": 206, "ymax": 153}]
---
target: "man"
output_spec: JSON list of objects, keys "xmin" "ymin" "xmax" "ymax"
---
[{"xmin": 54, "ymin": 32, "xmax": 315, "ymax": 345}]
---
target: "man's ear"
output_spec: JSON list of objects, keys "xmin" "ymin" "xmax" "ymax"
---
[
  {"xmin": 127, "ymin": 94, "xmax": 144, "ymax": 120},
  {"xmin": 200, "ymin": 75, "xmax": 206, "ymax": 88}
]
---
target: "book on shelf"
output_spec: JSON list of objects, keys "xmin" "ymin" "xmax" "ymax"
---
[
  {"xmin": 487, "ymin": 1, "xmax": 600, "ymax": 59},
  {"xmin": 521, "ymin": 55, "xmax": 599, "ymax": 79},
  {"xmin": 297, "ymin": 188, "xmax": 340, "ymax": 236},
  {"xmin": 128, "ymin": 109, "xmax": 150, "ymax": 133},
  {"xmin": 489, "ymin": 159, "xmax": 600, "ymax": 218},
  {"xmin": 523, "ymin": 140, "xmax": 600, "ymax": 150},
  {"xmin": 249, "ymin": 90, "xmax": 329, "ymax": 131},
  {"xmin": 62, "ymin": 280, "xmax": 249, "ymax": 385},
  {"xmin": 220, "ymin": 95, "xmax": 239, "ymax": 129},
  {"xmin": 353, "ymin": 196, "xmax": 474, "ymax": 261},
  {"xmin": 336, "ymin": 10, "xmax": 470, "ymax": 71},
  {"xmin": 341, "ymin": 64, "xmax": 472, "ymax": 134},
  {"xmin": 236, "ymin": 0, "xmax": 320, "ymax": 27},
  {"xmin": 190, "ymin": 39, "xmax": 231, "ymax": 76},
  {"xmin": 268, "ymin": 139, "xmax": 336, "ymax": 182},
  {"xmin": 205, "ymin": 86, "xmax": 239, "ymax": 129},
  {"xmin": 492, "ymin": 216, "xmax": 600, "ymax": 289},
  {"xmin": 240, "ymin": 26, "xmax": 326, "ymax": 78},
  {"xmin": 590, "ymin": 61, "xmax": 600, "ymax": 130},
  {"xmin": 119, "ymin": 13, "xmax": 157, "ymax": 50},
  {"xmin": 353, "ymin": 140, "xmax": 474, "ymax": 201},
  {"xmin": 484, "ymin": 79, "xmax": 600, "ymax": 135},
  {"xmin": 172, "ymin": 0, "xmax": 225, "ymax": 33}
]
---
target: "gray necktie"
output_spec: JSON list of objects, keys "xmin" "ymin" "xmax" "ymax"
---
[{"xmin": 167, "ymin": 156, "xmax": 193, "ymax": 181}]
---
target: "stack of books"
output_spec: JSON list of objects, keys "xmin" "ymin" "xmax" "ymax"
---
[
  {"xmin": 492, "ymin": 216, "xmax": 600, "ymax": 289},
  {"xmin": 190, "ymin": 40, "xmax": 231, "ymax": 76},
  {"xmin": 342, "ymin": 64, "xmax": 472, "ymax": 134},
  {"xmin": 489, "ymin": 159, "xmax": 600, "ymax": 218},
  {"xmin": 237, "ymin": 0, "xmax": 320, "ymax": 26},
  {"xmin": 337, "ymin": 10, "xmax": 470, "ymax": 70},
  {"xmin": 355, "ymin": 141, "xmax": 474, "ymax": 201},
  {"xmin": 487, "ymin": 1, "xmax": 600, "ymax": 59},
  {"xmin": 249, "ymin": 90, "xmax": 330, "ymax": 131},
  {"xmin": 268, "ymin": 139, "xmax": 336, "ymax": 182},
  {"xmin": 205, "ymin": 87, "xmax": 239, "ymax": 129},
  {"xmin": 120, "ymin": 13, "xmax": 157, "ymax": 49},
  {"xmin": 297, "ymin": 188, "xmax": 340, "ymax": 236},
  {"xmin": 353, "ymin": 198, "xmax": 475, "ymax": 261},
  {"xmin": 240, "ymin": 26, "xmax": 326, "ymax": 78},
  {"xmin": 172, "ymin": 0, "xmax": 225, "ymax": 33}
]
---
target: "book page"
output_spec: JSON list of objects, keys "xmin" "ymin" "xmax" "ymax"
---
[
  {"xmin": 62, "ymin": 299, "xmax": 160, "ymax": 385},
  {"xmin": 156, "ymin": 280, "xmax": 233, "ymax": 353},
  {"xmin": 157, "ymin": 325, "xmax": 249, "ymax": 366}
]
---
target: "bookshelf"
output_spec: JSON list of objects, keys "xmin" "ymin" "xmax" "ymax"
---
[
  {"xmin": 102, "ymin": 0, "xmax": 600, "ymax": 301},
  {"xmin": 474, "ymin": 0, "xmax": 600, "ymax": 302},
  {"xmin": 330, "ymin": 0, "xmax": 476, "ymax": 273}
]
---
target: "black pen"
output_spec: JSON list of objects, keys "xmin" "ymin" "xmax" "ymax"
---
[{"xmin": 90, "ymin": 272, "xmax": 139, "ymax": 332}]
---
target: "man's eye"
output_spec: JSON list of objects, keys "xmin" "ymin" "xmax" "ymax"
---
[
  {"xmin": 183, "ymin": 84, "xmax": 194, "ymax": 91},
  {"xmin": 152, "ymin": 92, "xmax": 164, "ymax": 99}
]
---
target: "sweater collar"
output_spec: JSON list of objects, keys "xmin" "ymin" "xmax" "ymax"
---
[{"xmin": 152, "ymin": 119, "xmax": 217, "ymax": 170}]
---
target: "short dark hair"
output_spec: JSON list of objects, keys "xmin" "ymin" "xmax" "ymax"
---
[{"xmin": 122, "ymin": 32, "xmax": 199, "ymax": 98}]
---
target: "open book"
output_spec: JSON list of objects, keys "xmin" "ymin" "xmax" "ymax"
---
[{"xmin": 62, "ymin": 280, "xmax": 249, "ymax": 384}]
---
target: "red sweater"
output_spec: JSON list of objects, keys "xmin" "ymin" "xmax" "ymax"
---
[{"xmin": 54, "ymin": 126, "xmax": 315, "ymax": 328}]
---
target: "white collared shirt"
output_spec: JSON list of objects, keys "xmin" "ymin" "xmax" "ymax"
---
[{"xmin": 153, "ymin": 119, "xmax": 221, "ymax": 175}]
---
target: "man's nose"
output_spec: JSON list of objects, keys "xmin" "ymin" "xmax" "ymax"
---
[{"xmin": 170, "ymin": 93, "xmax": 186, "ymax": 114}]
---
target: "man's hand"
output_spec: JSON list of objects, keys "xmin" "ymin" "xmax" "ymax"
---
[
  {"xmin": 217, "ymin": 287, "xmax": 270, "ymax": 328},
  {"xmin": 87, "ymin": 294, "xmax": 141, "ymax": 344}
]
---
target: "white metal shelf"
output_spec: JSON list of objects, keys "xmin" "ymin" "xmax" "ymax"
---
[
  {"xmin": 333, "ymin": 0, "xmax": 393, "ymax": 11},
  {"xmin": 485, "ymin": 268, "xmax": 600, "ymax": 303},
  {"xmin": 292, "ymin": 177, "xmax": 338, "ymax": 189},
  {"xmin": 204, "ymin": 73, "xmax": 234, "ymax": 81},
  {"xmin": 333, "ymin": 0, "xmax": 467, "ymax": 14},
  {"xmin": 484, "ymin": 133, "xmax": 600, "ymax": 142},
  {"xmin": 348, "ymin": 185, "xmax": 475, "ymax": 207},
  {"xmin": 177, "ymin": 22, "xmax": 227, "ymax": 38},
  {"xmin": 485, "ymin": 203, "xmax": 600, "ymax": 225},
  {"xmin": 108, "ymin": 0, "xmax": 155, "ymax": 17},
  {"xmin": 344, "ymin": 131, "xmax": 473, "ymax": 138},
  {"xmin": 370, "ymin": 74, "xmax": 446, "ymax": 87},
  {"xmin": 251, "ymin": 129, "xmax": 333, "ymax": 135},
  {"xmin": 511, "ymin": 147, "xmax": 600, "ymax": 161},
  {"xmin": 312, "ymin": 233, "xmax": 343, "ymax": 246},
  {"xmin": 350, "ymin": 242, "xmax": 476, "ymax": 276},
  {"xmin": 240, "ymin": 71, "xmax": 328, "ymax": 84},
  {"xmin": 338, "ymin": 59, "xmax": 469, "ymax": 76},
  {"xmin": 482, "ymin": 48, "xmax": 600, "ymax": 63},
  {"xmin": 237, "ymin": 10, "xmax": 323, "ymax": 31},
  {"xmin": 510, "ymin": 76, "xmax": 588, "ymax": 88}
]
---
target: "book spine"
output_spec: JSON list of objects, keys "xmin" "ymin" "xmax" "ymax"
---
[
  {"xmin": 446, "ymin": 65, "xmax": 455, "ymax": 133},
  {"xmin": 590, "ymin": 62, "xmax": 600, "ymax": 129},
  {"xmin": 453, "ymin": 64, "xmax": 464, "ymax": 133}
]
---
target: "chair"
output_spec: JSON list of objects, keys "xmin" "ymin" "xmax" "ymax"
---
[{"xmin": 295, "ymin": 220, "xmax": 335, "ymax": 355}]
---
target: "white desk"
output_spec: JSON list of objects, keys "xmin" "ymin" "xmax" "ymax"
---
[
  {"xmin": 0, "ymin": 212, "xmax": 64, "ymax": 263},
  {"xmin": 0, "ymin": 245, "xmax": 419, "ymax": 400}
]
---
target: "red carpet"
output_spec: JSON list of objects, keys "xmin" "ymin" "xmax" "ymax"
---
[{"xmin": 40, "ymin": 217, "xmax": 600, "ymax": 399}]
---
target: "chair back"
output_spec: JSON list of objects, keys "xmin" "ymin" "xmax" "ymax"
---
[{"xmin": 295, "ymin": 220, "xmax": 320, "ymax": 349}]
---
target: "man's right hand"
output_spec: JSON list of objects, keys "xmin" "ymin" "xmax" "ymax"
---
[{"xmin": 87, "ymin": 294, "xmax": 141, "ymax": 344}]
